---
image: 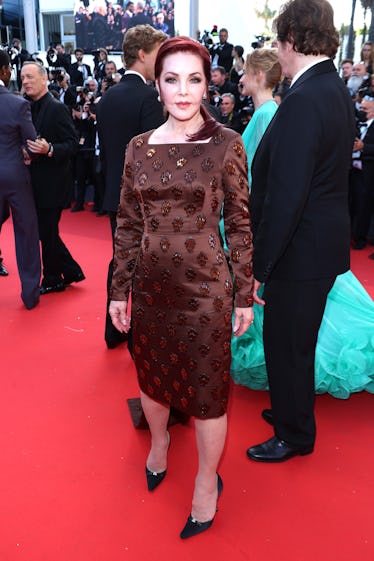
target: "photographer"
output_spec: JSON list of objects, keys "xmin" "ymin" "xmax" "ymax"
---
[
  {"xmin": 209, "ymin": 28, "xmax": 233, "ymax": 73},
  {"xmin": 209, "ymin": 65, "xmax": 238, "ymax": 108},
  {"xmin": 99, "ymin": 61, "xmax": 119, "ymax": 95},
  {"xmin": 70, "ymin": 48, "xmax": 92, "ymax": 87},
  {"xmin": 218, "ymin": 92, "xmax": 244, "ymax": 134},
  {"xmin": 350, "ymin": 97, "xmax": 374, "ymax": 251},
  {"xmin": 71, "ymin": 92, "xmax": 99, "ymax": 212},
  {"xmin": 46, "ymin": 43, "xmax": 71, "ymax": 73},
  {"xmin": 93, "ymin": 48, "xmax": 108, "ymax": 86},
  {"xmin": 8, "ymin": 38, "xmax": 31, "ymax": 91},
  {"xmin": 48, "ymin": 69, "xmax": 75, "ymax": 111}
]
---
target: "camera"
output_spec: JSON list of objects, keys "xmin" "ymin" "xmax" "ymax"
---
[
  {"xmin": 356, "ymin": 109, "xmax": 368, "ymax": 123},
  {"xmin": 47, "ymin": 47, "xmax": 57, "ymax": 63},
  {"xmin": 50, "ymin": 68, "xmax": 64, "ymax": 79}
]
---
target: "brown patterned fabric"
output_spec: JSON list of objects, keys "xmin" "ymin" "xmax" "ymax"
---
[{"xmin": 111, "ymin": 126, "xmax": 254, "ymax": 418}]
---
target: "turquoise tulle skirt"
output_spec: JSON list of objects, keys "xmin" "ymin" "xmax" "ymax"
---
[{"xmin": 230, "ymin": 271, "xmax": 374, "ymax": 399}]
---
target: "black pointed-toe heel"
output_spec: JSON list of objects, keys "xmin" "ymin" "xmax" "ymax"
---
[
  {"xmin": 145, "ymin": 431, "xmax": 170, "ymax": 491},
  {"xmin": 145, "ymin": 466, "xmax": 167, "ymax": 491},
  {"xmin": 180, "ymin": 473, "xmax": 223, "ymax": 539}
]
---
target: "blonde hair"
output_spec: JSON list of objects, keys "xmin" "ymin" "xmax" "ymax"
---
[
  {"xmin": 123, "ymin": 24, "xmax": 167, "ymax": 68},
  {"xmin": 246, "ymin": 48, "xmax": 282, "ymax": 90}
]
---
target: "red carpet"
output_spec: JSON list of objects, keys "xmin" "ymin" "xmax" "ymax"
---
[{"xmin": 1, "ymin": 209, "xmax": 373, "ymax": 561}]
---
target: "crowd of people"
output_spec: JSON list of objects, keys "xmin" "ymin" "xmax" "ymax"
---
[
  {"xmin": 0, "ymin": 0, "xmax": 373, "ymax": 543},
  {"xmin": 75, "ymin": 0, "xmax": 175, "ymax": 52}
]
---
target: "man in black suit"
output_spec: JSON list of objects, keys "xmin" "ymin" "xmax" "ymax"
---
[
  {"xmin": 9, "ymin": 38, "xmax": 31, "ymax": 91},
  {"xmin": 246, "ymin": 0, "xmax": 356, "ymax": 462},
  {"xmin": 46, "ymin": 43, "xmax": 71, "ymax": 74},
  {"xmin": 97, "ymin": 24, "xmax": 167, "ymax": 349},
  {"xmin": 0, "ymin": 51, "xmax": 41, "ymax": 309},
  {"xmin": 127, "ymin": 1, "xmax": 152, "ymax": 28},
  {"xmin": 21, "ymin": 61, "xmax": 85, "ymax": 295},
  {"xmin": 350, "ymin": 97, "xmax": 374, "ymax": 250},
  {"xmin": 209, "ymin": 28, "xmax": 233, "ymax": 74},
  {"xmin": 70, "ymin": 48, "xmax": 92, "ymax": 87}
]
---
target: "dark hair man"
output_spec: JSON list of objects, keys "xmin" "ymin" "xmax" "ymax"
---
[
  {"xmin": 209, "ymin": 28, "xmax": 234, "ymax": 73},
  {"xmin": 247, "ymin": 0, "xmax": 356, "ymax": 462},
  {"xmin": 0, "ymin": 51, "xmax": 41, "ymax": 308},
  {"xmin": 21, "ymin": 61, "xmax": 84, "ymax": 295},
  {"xmin": 70, "ymin": 48, "xmax": 92, "ymax": 87},
  {"xmin": 127, "ymin": 1, "xmax": 152, "ymax": 29}
]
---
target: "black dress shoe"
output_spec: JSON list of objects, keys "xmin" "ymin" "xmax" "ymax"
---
[
  {"xmin": 39, "ymin": 282, "xmax": 65, "ymax": 295},
  {"xmin": 352, "ymin": 240, "xmax": 367, "ymax": 250},
  {"xmin": 23, "ymin": 297, "xmax": 40, "ymax": 310},
  {"xmin": 0, "ymin": 262, "xmax": 9, "ymax": 276},
  {"xmin": 261, "ymin": 409, "xmax": 274, "ymax": 426},
  {"xmin": 180, "ymin": 474, "xmax": 223, "ymax": 539},
  {"xmin": 105, "ymin": 314, "xmax": 128, "ymax": 348},
  {"xmin": 63, "ymin": 272, "xmax": 86, "ymax": 286},
  {"xmin": 246, "ymin": 436, "xmax": 313, "ymax": 463},
  {"xmin": 71, "ymin": 203, "xmax": 84, "ymax": 212}
]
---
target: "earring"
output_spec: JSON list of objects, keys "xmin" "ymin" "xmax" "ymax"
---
[{"xmin": 202, "ymin": 93, "xmax": 207, "ymax": 100}]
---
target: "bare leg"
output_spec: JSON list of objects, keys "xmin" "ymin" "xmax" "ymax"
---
[
  {"xmin": 140, "ymin": 390, "xmax": 170, "ymax": 472},
  {"xmin": 192, "ymin": 414, "xmax": 227, "ymax": 522}
]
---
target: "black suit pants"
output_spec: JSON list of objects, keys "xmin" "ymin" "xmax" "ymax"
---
[
  {"xmin": 263, "ymin": 276, "xmax": 335, "ymax": 448},
  {"xmin": 37, "ymin": 207, "xmax": 83, "ymax": 285}
]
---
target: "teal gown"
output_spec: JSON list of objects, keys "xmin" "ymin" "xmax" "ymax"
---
[{"xmin": 230, "ymin": 100, "xmax": 374, "ymax": 399}]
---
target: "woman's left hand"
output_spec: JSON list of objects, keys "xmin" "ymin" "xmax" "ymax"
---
[{"xmin": 233, "ymin": 306, "xmax": 254, "ymax": 337}]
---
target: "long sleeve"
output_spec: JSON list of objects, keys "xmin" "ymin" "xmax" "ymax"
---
[
  {"xmin": 222, "ymin": 136, "xmax": 254, "ymax": 307},
  {"xmin": 110, "ymin": 139, "xmax": 144, "ymax": 301}
]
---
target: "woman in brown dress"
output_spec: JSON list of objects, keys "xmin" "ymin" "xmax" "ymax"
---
[{"xmin": 109, "ymin": 36, "xmax": 255, "ymax": 539}]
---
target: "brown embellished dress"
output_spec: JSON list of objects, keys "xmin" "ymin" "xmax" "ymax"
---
[{"xmin": 111, "ymin": 126, "xmax": 254, "ymax": 419}]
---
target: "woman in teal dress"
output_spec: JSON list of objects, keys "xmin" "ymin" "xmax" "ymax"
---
[{"xmin": 230, "ymin": 48, "xmax": 374, "ymax": 399}]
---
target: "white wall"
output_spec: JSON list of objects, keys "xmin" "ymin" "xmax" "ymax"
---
[{"xmin": 39, "ymin": 0, "xmax": 73, "ymax": 11}]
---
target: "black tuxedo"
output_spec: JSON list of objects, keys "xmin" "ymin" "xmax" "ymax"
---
[
  {"xmin": 97, "ymin": 72, "xmax": 164, "ymax": 348},
  {"xmin": 29, "ymin": 92, "xmax": 83, "ymax": 286},
  {"xmin": 350, "ymin": 120, "xmax": 374, "ymax": 246},
  {"xmin": 251, "ymin": 59, "xmax": 356, "ymax": 448}
]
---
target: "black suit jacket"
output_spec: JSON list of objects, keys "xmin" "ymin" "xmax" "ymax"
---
[
  {"xmin": 210, "ymin": 42, "xmax": 234, "ymax": 73},
  {"xmin": 96, "ymin": 73, "xmax": 164, "ymax": 212},
  {"xmin": 127, "ymin": 12, "xmax": 152, "ymax": 28},
  {"xmin": 29, "ymin": 93, "xmax": 78, "ymax": 209},
  {"xmin": 69, "ymin": 62, "xmax": 92, "ymax": 86},
  {"xmin": 251, "ymin": 59, "xmax": 356, "ymax": 282}
]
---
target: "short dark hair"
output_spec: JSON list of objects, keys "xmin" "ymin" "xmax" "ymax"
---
[
  {"xmin": 341, "ymin": 59, "xmax": 353, "ymax": 66},
  {"xmin": 0, "ymin": 50, "xmax": 10, "ymax": 68},
  {"xmin": 233, "ymin": 45, "xmax": 244, "ymax": 58},
  {"xmin": 75, "ymin": 47, "xmax": 84, "ymax": 54},
  {"xmin": 274, "ymin": 0, "xmax": 339, "ymax": 58}
]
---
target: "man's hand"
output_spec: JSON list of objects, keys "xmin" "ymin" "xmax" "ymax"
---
[{"xmin": 253, "ymin": 279, "xmax": 265, "ymax": 306}]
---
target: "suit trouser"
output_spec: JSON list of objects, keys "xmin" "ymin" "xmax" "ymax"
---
[
  {"xmin": 37, "ymin": 207, "xmax": 82, "ymax": 284},
  {"xmin": 0, "ymin": 183, "xmax": 41, "ymax": 305},
  {"xmin": 349, "ymin": 167, "xmax": 374, "ymax": 244},
  {"xmin": 263, "ymin": 276, "xmax": 335, "ymax": 449}
]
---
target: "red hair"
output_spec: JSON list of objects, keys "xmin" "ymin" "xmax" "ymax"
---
[{"xmin": 154, "ymin": 36, "xmax": 220, "ymax": 141}]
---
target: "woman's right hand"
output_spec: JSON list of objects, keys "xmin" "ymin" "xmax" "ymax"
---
[{"xmin": 109, "ymin": 300, "xmax": 131, "ymax": 333}]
